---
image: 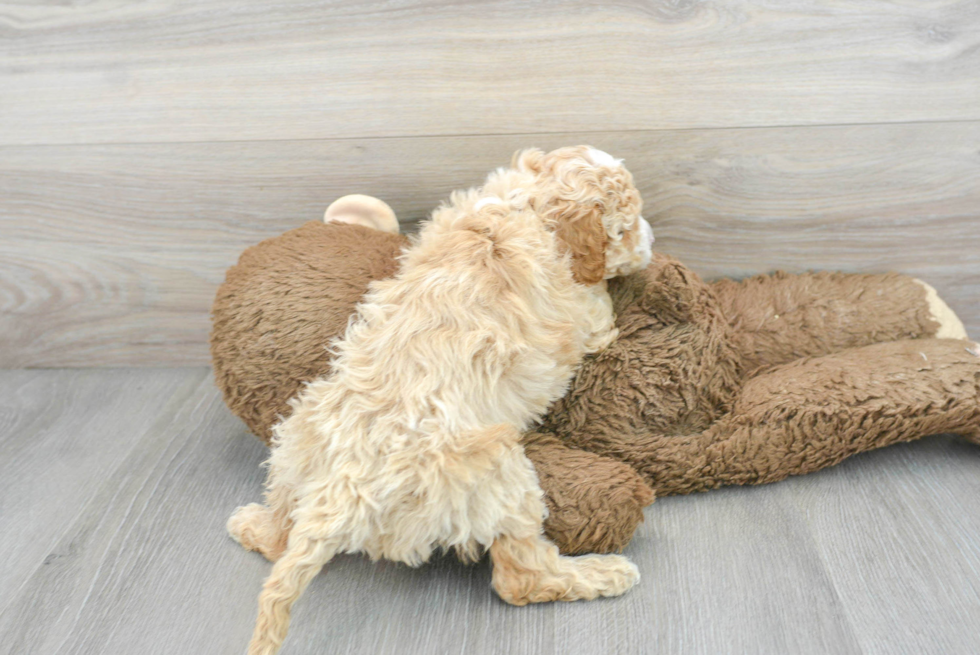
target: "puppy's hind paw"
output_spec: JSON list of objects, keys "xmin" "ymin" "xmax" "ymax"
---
[
  {"xmin": 490, "ymin": 534, "xmax": 640, "ymax": 605},
  {"xmin": 572, "ymin": 553, "xmax": 640, "ymax": 599},
  {"xmin": 227, "ymin": 503, "xmax": 262, "ymax": 546},
  {"xmin": 227, "ymin": 503, "xmax": 287, "ymax": 562}
]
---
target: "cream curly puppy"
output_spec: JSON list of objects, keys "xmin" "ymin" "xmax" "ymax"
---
[{"xmin": 228, "ymin": 146, "xmax": 655, "ymax": 655}]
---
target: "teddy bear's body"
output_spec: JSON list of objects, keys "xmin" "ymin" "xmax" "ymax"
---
[
  {"xmin": 212, "ymin": 222, "xmax": 406, "ymax": 442},
  {"xmin": 543, "ymin": 257, "xmax": 979, "ymax": 494},
  {"xmin": 212, "ymin": 220, "xmax": 980, "ymax": 555}
]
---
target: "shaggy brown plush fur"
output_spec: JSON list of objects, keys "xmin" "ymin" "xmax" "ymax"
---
[
  {"xmin": 211, "ymin": 222, "xmax": 407, "ymax": 440},
  {"xmin": 540, "ymin": 258, "xmax": 979, "ymax": 500},
  {"xmin": 713, "ymin": 270, "xmax": 942, "ymax": 377},
  {"xmin": 212, "ymin": 221, "xmax": 980, "ymax": 556}
]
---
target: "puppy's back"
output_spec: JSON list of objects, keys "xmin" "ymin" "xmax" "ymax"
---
[{"xmin": 342, "ymin": 205, "xmax": 580, "ymax": 415}]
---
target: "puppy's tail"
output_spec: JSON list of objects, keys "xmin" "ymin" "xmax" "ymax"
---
[{"xmin": 247, "ymin": 530, "xmax": 339, "ymax": 655}]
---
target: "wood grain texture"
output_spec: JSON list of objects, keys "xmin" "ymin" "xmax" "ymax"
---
[
  {"xmin": 0, "ymin": 368, "xmax": 206, "ymax": 617},
  {"xmin": 2, "ymin": 122, "xmax": 978, "ymax": 367},
  {"xmin": 0, "ymin": 370, "xmax": 258, "ymax": 655},
  {"xmin": 1, "ymin": 1, "xmax": 979, "ymax": 145},
  {"xmin": 785, "ymin": 439, "xmax": 980, "ymax": 655},
  {"xmin": 2, "ymin": 369, "xmax": 980, "ymax": 654}
]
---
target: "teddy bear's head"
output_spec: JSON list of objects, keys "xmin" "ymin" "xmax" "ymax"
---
[{"xmin": 210, "ymin": 195, "xmax": 408, "ymax": 442}]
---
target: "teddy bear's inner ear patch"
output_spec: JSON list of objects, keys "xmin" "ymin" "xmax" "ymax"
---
[{"xmin": 323, "ymin": 194, "xmax": 399, "ymax": 235}]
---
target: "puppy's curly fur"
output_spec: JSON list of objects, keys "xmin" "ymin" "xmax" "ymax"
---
[{"xmin": 228, "ymin": 147, "xmax": 654, "ymax": 655}]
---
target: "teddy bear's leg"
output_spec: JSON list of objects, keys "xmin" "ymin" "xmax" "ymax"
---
[
  {"xmin": 712, "ymin": 271, "xmax": 968, "ymax": 376},
  {"xmin": 637, "ymin": 338, "xmax": 980, "ymax": 496},
  {"xmin": 522, "ymin": 431, "xmax": 654, "ymax": 555}
]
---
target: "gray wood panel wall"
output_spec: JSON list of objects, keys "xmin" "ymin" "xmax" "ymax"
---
[{"xmin": 2, "ymin": 1, "xmax": 979, "ymax": 367}]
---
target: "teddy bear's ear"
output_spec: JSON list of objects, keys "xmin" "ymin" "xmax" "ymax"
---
[
  {"xmin": 323, "ymin": 194, "xmax": 399, "ymax": 234},
  {"xmin": 511, "ymin": 148, "xmax": 546, "ymax": 173}
]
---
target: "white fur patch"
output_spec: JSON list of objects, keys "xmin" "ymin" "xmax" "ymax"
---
[
  {"xmin": 585, "ymin": 147, "xmax": 622, "ymax": 168},
  {"xmin": 639, "ymin": 217, "xmax": 654, "ymax": 246},
  {"xmin": 474, "ymin": 196, "xmax": 503, "ymax": 211},
  {"xmin": 602, "ymin": 216, "xmax": 654, "ymax": 279}
]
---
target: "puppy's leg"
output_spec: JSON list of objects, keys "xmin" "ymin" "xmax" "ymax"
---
[
  {"xmin": 490, "ymin": 532, "xmax": 639, "ymax": 605},
  {"xmin": 228, "ymin": 483, "xmax": 295, "ymax": 562},
  {"xmin": 581, "ymin": 282, "xmax": 619, "ymax": 354},
  {"xmin": 487, "ymin": 442, "xmax": 639, "ymax": 605},
  {"xmin": 247, "ymin": 526, "xmax": 339, "ymax": 655}
]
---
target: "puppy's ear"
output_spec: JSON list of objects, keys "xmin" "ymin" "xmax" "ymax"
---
[
  {"xmin": 511, "ymin": 148, "xmax": 545, "ymax": 173},
  {"xmin": 547, "ymin": 199, "xmax": 608, "ymax": 285},
  {"xmin": 530, "ymin": 148, "xmax": 610, "ymax": 284}
]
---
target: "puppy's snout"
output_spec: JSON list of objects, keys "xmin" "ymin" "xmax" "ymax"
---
[{"xmin": 640, "ymin": 217, "xmax": 655, "ymax": 245}]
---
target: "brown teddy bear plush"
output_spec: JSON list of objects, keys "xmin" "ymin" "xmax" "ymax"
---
[{"xmin": 212, "ymin": 195, "xmax": 980, "ymax": 556}]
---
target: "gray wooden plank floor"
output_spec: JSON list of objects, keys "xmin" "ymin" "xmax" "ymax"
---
[{"xmin": 1, "ymin": 368, "xmax": 979, "ymax": 655}]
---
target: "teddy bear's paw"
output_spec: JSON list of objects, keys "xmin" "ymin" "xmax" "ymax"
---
[
  {"xmin": 542, "ymin": 473, "xmax": 653, "ymax": 556},
  {"xmin": 324, "ymin": 194, "xmax": 399, "ymax": 234},
  {"xmin": 914, "ymin": 279, "xmax": 969, "ymax": 340}
]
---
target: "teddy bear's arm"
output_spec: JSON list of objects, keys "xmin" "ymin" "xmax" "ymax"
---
[
  {"xmin": 611, "ymin": 252, "xmax": 724, "ymax": 332},
  {"xmin": 711, "ymin": 271, "xmax": 967, "ymax": 376},
  {"xmin": 635, "ymin": 337, "xmax": 980, "ymax": 497},
  {"xmin": 521, "ymin": 431, "xmax": 654, "ymax": 555}
]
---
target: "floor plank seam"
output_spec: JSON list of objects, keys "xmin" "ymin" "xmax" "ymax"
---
[{"xmin": 3, "ymin": 117, "xmax": 980, "ymax": 151}]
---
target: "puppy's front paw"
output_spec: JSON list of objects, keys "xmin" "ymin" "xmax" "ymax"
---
[{"xmin": 583, "ymin": 326, "xmax": 619, "ymax": 355}]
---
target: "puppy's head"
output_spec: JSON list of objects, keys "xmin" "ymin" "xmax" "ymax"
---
[{"xmin": 513, "ymin": 146, "xmax": 653, "ymax": 285}]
